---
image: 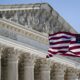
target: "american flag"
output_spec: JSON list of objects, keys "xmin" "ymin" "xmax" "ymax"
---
[{"xmin": 46, "ymin": 32, "xmax": 80, "ymax": 58}]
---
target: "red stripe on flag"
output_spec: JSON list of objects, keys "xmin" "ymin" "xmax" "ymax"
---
[
  {"xmin": 49, "ymin": 36, "xmax": 71, "ymax": 40},
  {"xmin": 69, "ymin": 46, "xmax": 80, "ymax": 50},
  {"xmin": 49, "ymin": 32, "xmax": 76, "ymax": 36}
]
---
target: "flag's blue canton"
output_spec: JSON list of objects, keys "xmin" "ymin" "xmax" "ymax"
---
[{"xmin": 76, "ymin": 34, "xmax": 80, "ymax": 43}]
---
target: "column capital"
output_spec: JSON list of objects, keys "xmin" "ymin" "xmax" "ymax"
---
[
  {"xmin": 53, "ymin": 62, "xmax": 66, "ymax": 71},
  {"xmin": 0, "ymin": 44, "xmax": 6, "ymax": 57},
  {"xmin": 0, "ymin": 47, "xmax": 3, "ymax": 57},
  {"xmin": 67, "ymin": 67, "xmax": 79, "ymax": 74},
  {"xmin": 2, "ymin": 47, "xmax": 19, "ymax": 61},
  {"xmin": 40, "ymin": 58, "xmax": 50, "ymax": 65},
  {"xmin": 66, "ymin": 67, "xmax": 79, "ymax": 80},
  {"xmin": 36, "ymin": 58, "xmax": 50, "ymax": 71},
  {"xmin": 19, "ymin": 52, "xmax": 35, "ymax": 66}
]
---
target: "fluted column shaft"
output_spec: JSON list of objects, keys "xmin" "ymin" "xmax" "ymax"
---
[
  {"xmin": 40, "ymin": 58, "xmax": 50, "ymax": 80},
  {"xmin": 0, "ymin": 47, "xmax": 2, "ymax": 80},
  {"xmin": 7, "ymin": 57, "xmax": 18, "ymax": 80},
  {"xmin": 24, "ymin": 63, "xmax": 34, "ymax": 80},
  {"xmin": 0, "ymin": 53, "xmax": 1, "ymax": 80}
]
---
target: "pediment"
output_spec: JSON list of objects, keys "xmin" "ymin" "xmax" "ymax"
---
[{"xmin": 0, "ymin": 3, "xmax": 77, "ymax": 34}]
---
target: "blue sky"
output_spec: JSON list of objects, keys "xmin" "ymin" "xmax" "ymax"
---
[{"xmin": 0, "ymin": 0, "xmax": 80, "ymax": 33}]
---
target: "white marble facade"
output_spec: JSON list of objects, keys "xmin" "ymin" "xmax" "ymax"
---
[
  {"xmin": 0, "ymin": 45, "xmax": 80, "ymax": 80},
  {"xmin": 0, "ymin": 3, "xmax": 80, "ymax": 80}
]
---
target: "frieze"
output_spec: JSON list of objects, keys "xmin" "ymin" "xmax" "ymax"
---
[{"xmin": 0, "ymin": 20, "xmax": 48, "ymax": 45}]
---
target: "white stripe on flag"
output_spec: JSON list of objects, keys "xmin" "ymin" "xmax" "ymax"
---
[
  {"xmin": 49, "ymin": 38, "xmax": 71, "ymax": 43},
  {"xmin": 70, "ymin": 49, "xmax": 80, "ymax": 52},
  {"xmin": 48, "ymin": 48, "xmax": 58, "ymax": 52}
]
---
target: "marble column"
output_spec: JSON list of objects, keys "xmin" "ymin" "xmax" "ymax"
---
[
  {"xmin": 0, "ymin": 46, "xmax": 3, "ymax": 80},
  {"xmin": 20, "ymin": 53, "xmax": 34, "ymax": 80},
  {"xmin": 2, "ymin": 47, "xmax": 18, "ymax": 80},
  {"xmin": 78, "ymin": 74, "xmax": 80, "ymax": 80},
  {"xmin": 40, "ymin": 58, "xmax": 50, "ymax": 80},
  {"xmin": 66, "ymin": 68, "xmax": 79, "ymax": 80},
  {"xmin": 78, "ymin": 72, "xmax": 80, "ymax": 80},
  {"xmin": 51, "ymin": 63, "xmax": 66, "ymax": 80}
]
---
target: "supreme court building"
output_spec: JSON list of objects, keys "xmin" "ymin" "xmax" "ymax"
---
[{"xmin": 0, "ymin": 3, "xmax": 80, "ymax": 80}]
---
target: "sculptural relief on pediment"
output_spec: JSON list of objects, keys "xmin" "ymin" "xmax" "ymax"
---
[{"xmin": 0, "ymin": 4, "xmax": 75, "ymax": 34}]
